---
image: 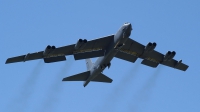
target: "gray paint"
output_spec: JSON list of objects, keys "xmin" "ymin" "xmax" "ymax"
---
[
  {"xmin": 83, "ymin": 23, "xmax": 132, "ymax": 87},
  {"xmin": 5, "ymin": 22, "xmax": 188, "ymax": 87}
]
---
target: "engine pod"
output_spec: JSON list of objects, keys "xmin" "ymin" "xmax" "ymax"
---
[
  {"xmin": 163, "ymin": 51, "xmax": 172, "ymax": 61},
  {"xmin": 168, "ymin": 51, "xmax": 176, "ymax": 61},
  {"xmin": 74, "ymin": 39, "xmax": 83, "ymax": 49},
  {"xmin": 144, "ymin": 42, "xmax": 156, "ymax": 52},
  {"xmin": 43, "ymin": 45, "xmax": 55, "ymax": 56},
  {"xmin": 80, "ymin": 39, "xmax": 87, "ymax": 49},
  {"xmin": 74, "ymin": 39, "xmax": 87, "ymax": 50},
  {"xmin": 163, "ymin": 51, "xmax": 176, "ymax": 61}
]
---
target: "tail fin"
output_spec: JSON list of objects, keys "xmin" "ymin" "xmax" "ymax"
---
[{"xmin": 85, "ymin": 58, "xmax": 93, "ymax": 70}]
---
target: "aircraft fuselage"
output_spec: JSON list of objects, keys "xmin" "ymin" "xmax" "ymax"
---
[{"xmin": 84, "ymin": 23, "xmax": 132, "ymax": 87}]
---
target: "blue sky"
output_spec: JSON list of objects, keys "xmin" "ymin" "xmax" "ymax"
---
[{"xmin": 0, "ymin": 0, "xmax": 200, "ymax": 112}]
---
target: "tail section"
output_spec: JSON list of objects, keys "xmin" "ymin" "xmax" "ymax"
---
[
  {"xmin": 92, "ymin": 73, "xmax": 113, "ymax": 83},
  {"xmin": 85, "ymin": 58, "xmax": 93, "ymax": 70},
  {"xmin": 62, "ymin": 71, "xmax": 90, "ymax": 81},
  {"xmin": 84, "ymin": 73, "xmax": 113, "ymax": 87}
]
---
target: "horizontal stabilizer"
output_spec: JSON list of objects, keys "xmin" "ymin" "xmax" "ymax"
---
[
  {"xmin": 92, "ymin": 73, "xmax": 113, "ymax": 83},
  {"xmin": 62, "ymin": 71, "xmax": 90, "ymax": 81},
  {"xmin": 44, "ymin": 56, "xmax": 66, "ymax": 63},
  {"xmin": 74, "ymin": 50, "xmax": 105, "ymax": 60},
  {"xmin": 141, "ymin": 59, "xmax": 159, "ymax": 68}
]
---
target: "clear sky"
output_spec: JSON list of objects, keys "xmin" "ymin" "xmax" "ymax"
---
[{"xmin": 1, "ymin": 0, "xmax": 200, "ymax": 112}]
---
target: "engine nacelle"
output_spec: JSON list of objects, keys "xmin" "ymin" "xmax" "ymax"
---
[
  {"xmin": 43, "ymin": 45, "xmax": 55, "ymax": 56},
  {"xmin": 74, "ymin": 39, "xmax": 87, "ymax": 49},
  {"xmin": 163, "ymin": 51, "xmax": 176, "ymax": 61},
  {"xmin": 145, "ymin": 42, "xmax": 156, "ymax": 52},
  {"xmin": 168, "ymin": 51, "xmax": 176, "ymax": 60},
  {"xmin": 163, "ymin": 51, "xmax": 171, "ymax": 61},
  {"xmin": 151, "ymin": 42, "xmax": 157, "ymax": 51},
  {"xmin": 81, "ymin": 39, "xmax": 88, "ymax": 49},
  {"xmin": 52, "ymin": 45, "xmax": 56, "ymax": 49}
]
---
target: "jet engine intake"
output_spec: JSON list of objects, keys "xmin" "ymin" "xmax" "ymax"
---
[
  {"xmin": 168, "ymin": 51, "xmax": 176, "ymax": 60},
  {"xmin": 163, "ymin": 51, "xmax": 176, "ymax": 61},
  {"xmin": 43, "ymin": 45, "xmax": 55, "ymax": 56},
  {"xmin": 52, "ymin": 45, "xmax": 56, "ymax": 49},
  {"xmin": 145, "ymin": 42, "xmax": 156, "ymax": 52},
  {"xmin": 74, "ymin": 39, "xmax": 87, "ymax": 49}
]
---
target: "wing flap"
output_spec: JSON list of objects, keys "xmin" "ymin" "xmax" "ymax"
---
[
  {"xmin": 92, "ymin": 73, "xmax": 113, "ymax": 83},
  {"xmin": 141, "ymin": 59, "xmax": 159, "ymax": 68},
  {"xmin": 74, "ymin": 50, "xmax": 105, "ymax": 60},
  {"xmin": 115, "ymin": 52, "xmax": 138, "ymax": 63},
  {"xmin": 44, "ymin": 56, "xmax": 66, "ymax": 63},
  {"xmin": 50, "ymin": 45, "xmax": 75, "ymax": 56},
  {"xmin": 62, "ymin": 71, "xmax": 90, "ymax": 81}
]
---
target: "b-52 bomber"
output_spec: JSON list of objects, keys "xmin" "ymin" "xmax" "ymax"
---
[{"xmin": 6, "ymin": 22, "xmax": 189, "ymax": 87}]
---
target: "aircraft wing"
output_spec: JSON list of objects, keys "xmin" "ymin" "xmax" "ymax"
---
[
  {"xmin": 6, "ymin": 35, "xmax": 114, "ymax": 64},
  {"xmin": 115, "ymin": 38, "xmax": 189, "ymax": 71}
]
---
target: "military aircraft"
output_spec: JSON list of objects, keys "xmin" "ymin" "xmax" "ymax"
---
[{"xmin": 5, "ymin": 22, "xmax": 188, "ymax": 87}]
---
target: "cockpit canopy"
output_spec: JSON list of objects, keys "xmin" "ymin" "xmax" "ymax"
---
[{"xmin": 124, "ymin": 22, "xmax": 130, "ymax": 25}]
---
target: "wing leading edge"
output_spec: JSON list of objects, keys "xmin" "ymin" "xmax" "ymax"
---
[{"xmin": 115, "ymin": 38, "xmax": 188, "ymax": 71}]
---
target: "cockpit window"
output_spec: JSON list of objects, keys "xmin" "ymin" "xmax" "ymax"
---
[{"xmin": 122, "ymin": 27, "xmax": 126, "ymax": 31}]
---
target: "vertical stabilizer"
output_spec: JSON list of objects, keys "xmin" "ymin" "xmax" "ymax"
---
[{"xmin": 85, "ymin": 58, "xmax": 93, "ymax": 70}]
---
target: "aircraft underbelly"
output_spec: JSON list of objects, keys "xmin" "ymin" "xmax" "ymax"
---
[{"xmin": 101, "ymin": 38, "xmax": 128, "ymax": 64}]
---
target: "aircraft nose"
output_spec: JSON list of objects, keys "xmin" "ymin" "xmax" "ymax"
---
[
  {"xmin": 124, "ymin": 23, "xmax": 132, "ymax": 37},
  {"xmin": 124, "ymin": 22, "xmax": 132, "ymax": 31},
  {"xmin": 127, "ymin": 23, "xmax": 132, "ymax": 31}
]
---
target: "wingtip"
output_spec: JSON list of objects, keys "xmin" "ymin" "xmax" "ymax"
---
[
  {"xmin": 83, "ymin": 82, "xmax": 88, "ymax": 87},
  {"xmin": 111, "ymin": 80, "xmax": 113, "ymax": 83},
  {"xmin": 5, "ymin": 60, "xmax": 9, "ymax": 64},
  {"xmin": 62, "ymin": 78, "xmax": 67, "ymax": 81},
  {"xmin": 184, "ymin": 66, "xmax": 189, "ymax": 71}
]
